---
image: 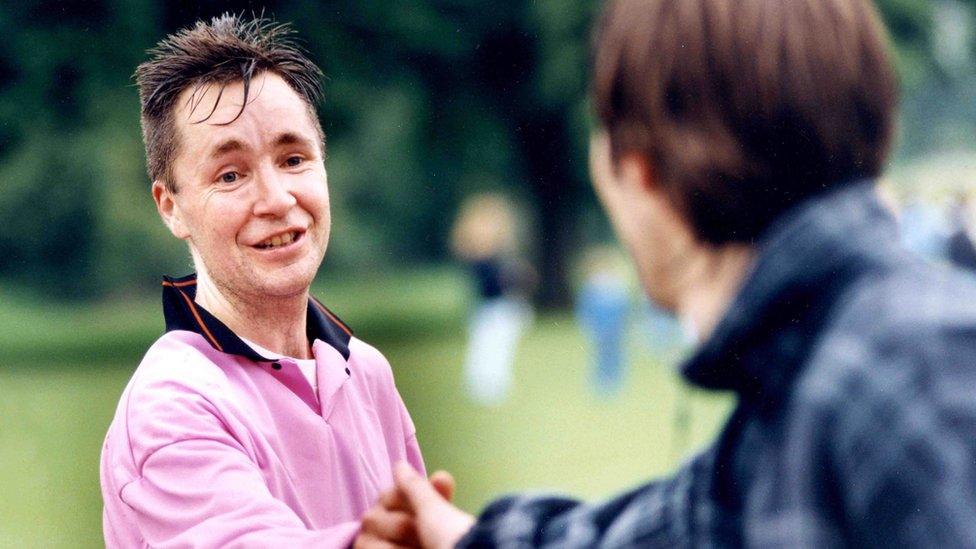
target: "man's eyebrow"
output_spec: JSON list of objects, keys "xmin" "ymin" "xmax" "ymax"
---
[
  {"xmin": 272, "ymin": 132, "xmax": 315, "ymax": 149},
  {"xmin": 206, "ymin": 133, "xmax": 315, "ymax": 160},
  {"xmin": 210, "ymin": 139, "xmax": 247, "ymax": 158}
]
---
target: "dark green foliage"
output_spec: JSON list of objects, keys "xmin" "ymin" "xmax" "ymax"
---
[
  {"xmin": 0, "ymin": 141, "xmax": 100, "ymax": 297},
  {"xmin": 0, "ymin": 0, "xmax": 971, "ymax": 301}
]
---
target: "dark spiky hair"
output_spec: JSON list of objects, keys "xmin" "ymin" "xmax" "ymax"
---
[{"xmin": 135, "ymin": 13, "xmax": 324, "ymax": 191}]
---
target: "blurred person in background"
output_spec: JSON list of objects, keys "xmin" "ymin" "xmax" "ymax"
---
[
  {"xmin": 947, "ymin": 190, "xmax": 976, "ymax": 273},
  {"xmin": 99, "ymin": 15, "xmax": 426, "ymax": 547},
  {"xmin": 575, "ymin": 244, "xmax": 632, "ymax": 396},
  {"xmin": 641, "ymin": 297, "xmax": 685, "ymax": 359},
  {"xmin": 897, "ymin": 190, "xmax": 950, "ymax": 262},
  {"xmin": 356, "ymin": 0, "xmax": 976, "ymax": 546},
  {"xmin": 450, "ymin": 193, "xmax": 535, "ymax": 406}
]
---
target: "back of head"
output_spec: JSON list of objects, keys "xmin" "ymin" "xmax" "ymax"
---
[
  {"xmin": 136, "ymin": 14, "xmax": 324, "ymax": 191},
  {"xmin": 592, "ymin": 0, "xmax": 898, "ymax": 244}
]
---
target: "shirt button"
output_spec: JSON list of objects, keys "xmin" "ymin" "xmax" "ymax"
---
[
  {"xmin": 345, "ymin": 367, "xmax": 351, "ymax": 375},
  {"xmin": 272, "ymin": 362, "xmax": 282, "ymax": 370}
]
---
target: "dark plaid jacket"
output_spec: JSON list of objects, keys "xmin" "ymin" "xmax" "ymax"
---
[{"xmin": 457, "ymin": 183, "xmax": 976, "ymax": 548}]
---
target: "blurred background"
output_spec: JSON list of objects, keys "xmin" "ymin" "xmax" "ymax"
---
[{"xmin": 2, "ymin": 0, "xmax": 976, "ymax": 546}]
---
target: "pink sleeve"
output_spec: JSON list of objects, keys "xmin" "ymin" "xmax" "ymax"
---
[
  {"xmin": 394, "ymin": 381, "xmax": 426, "ymax": 476},
  {"xmin": 120, "ymin": 437, "xmax": 361, "ymax": 548},
  {"xmin": 405, "ymin": 431, "xmax": 426, "ymax": 477},
  {"xmin": 118, "ymin": 378, "xmax": 362, "ymax": 549}
]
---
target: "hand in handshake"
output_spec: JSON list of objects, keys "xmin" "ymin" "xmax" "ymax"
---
[{"xmin": 354, "ymin": 463, "xmax": 476, "ymax": 549}]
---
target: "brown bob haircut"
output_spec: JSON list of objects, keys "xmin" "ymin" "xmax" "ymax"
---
[
  {"xmin": 135, "ymin": 14, "xmax": 324, "ymax": 192},
  {"xmin": 592, "ymin": 0, "xmax": 898, "ymax": 244}
]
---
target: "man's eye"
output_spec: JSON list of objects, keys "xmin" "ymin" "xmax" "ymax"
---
[
  {"xmin": 285, "ymin": 156, "xmax": 303, "ymax": 167},
  {"xmin": 219, "ymin": 172, "xmax": 239, "ymax": 184}
]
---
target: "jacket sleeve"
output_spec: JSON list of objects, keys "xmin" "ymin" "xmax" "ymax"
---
[{"xmin": 456, "ymin": 448, "xmax": 716, "ymax": 548}]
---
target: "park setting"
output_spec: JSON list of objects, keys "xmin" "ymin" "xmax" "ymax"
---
[
  {"xmin": 2, "ymin": 268, "xmax": 731, "ymax": 546},
  {"xmin": 4, "ymin": 1, "xmax": 976, "ymax": 547}
]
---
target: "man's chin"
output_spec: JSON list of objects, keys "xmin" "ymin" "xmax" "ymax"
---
[
  {"xmin": 244, "ymin": 265, "xmax": 318, "ymax": 299},
  {"xmin": 263, "ymin": 274, "xmax": 316, "ymax": 297},
  {"xmin": 642, "ymin": 280, "xmax": 678, "ymax": 313}
]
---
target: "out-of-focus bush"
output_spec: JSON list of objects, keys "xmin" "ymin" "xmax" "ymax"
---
[{"xmin": 1, "ymin": 0, "xmax": 975, "ymax": 301}]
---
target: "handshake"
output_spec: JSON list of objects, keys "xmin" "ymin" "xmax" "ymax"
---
[{"xmin": 354, "ymin": 463, "xmax": 477, "ymax": 549}]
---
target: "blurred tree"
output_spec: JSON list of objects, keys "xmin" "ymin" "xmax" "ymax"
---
[
  {"xmin": 0, "ymin": 0, "xmax": 972, "ymax": 305},
  {"xmin": 0, "ymin": 139, "xmax": 101, "ymax": 297},
  {"xmin": 280, "ymin": 0, "xmax": 599, "ymax": 306}
]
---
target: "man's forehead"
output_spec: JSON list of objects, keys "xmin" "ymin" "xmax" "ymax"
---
[
  {"xmin": 173, "ymin": 73, "xmax": 319, "ymax": 149},
  {"xmin": 176, "ymin": 73, "xmax": 302, "ymax": 124}
]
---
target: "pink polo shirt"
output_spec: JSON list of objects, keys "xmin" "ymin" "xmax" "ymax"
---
[{"xmin": 100, "ymin": 274, "xmax": 424, "ymax": 547}]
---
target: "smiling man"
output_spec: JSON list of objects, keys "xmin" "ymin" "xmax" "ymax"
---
[{"xmin": 99, "ymin": 15, "xmax": 424, "ymax": 547}]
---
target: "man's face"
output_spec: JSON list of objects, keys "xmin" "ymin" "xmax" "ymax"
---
[
  {"xmin": 588, "ymin": 133, "xmax": 689, "ymax": 311},
  {"xmin": 154, "ymin": 72, "xmax": 330, "ymax": 302}
]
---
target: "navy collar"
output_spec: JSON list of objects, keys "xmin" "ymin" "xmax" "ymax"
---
[
  {"xmin": 681, "ymin": 181, "xmax": 901, "ymax": 410},
  {"xmin": 161, "ymin": 273, "xmax": 352, "ymax": 361}
]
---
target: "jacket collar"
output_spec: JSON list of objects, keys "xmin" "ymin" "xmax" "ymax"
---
[
  {"xmin": 161, "ymin": 273, "xmax": 352, "ymax": 361},
  {"xmin": 680, "ymin": 181, "xmax": 900, "ymax": 409}
]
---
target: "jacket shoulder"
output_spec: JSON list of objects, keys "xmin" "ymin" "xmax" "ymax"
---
[{"xmin": 800, "ymin": 260, "xmax": 976, "ymax": 405}]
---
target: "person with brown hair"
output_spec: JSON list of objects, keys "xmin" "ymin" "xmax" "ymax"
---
[
  {"xmin": 99, "ymin": 15, "xmax": 427, "ymax": 547},
  {"xmin": 355, "ymin": 0, "xmax": 976, "ymax": 546},
  {"xmin": 450, "ymin": 193, "xmax": 534, "ymax": 405}
]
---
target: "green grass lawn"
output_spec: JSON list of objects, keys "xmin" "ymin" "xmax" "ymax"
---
[{"xmin": 0, "ymin": 268, "xmax": 732, "ymax": 547}]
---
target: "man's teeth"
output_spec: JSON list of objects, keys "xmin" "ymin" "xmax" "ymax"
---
[{"xmin": 259, "ymin": 231, "xmax": 298, "ymax": 249}]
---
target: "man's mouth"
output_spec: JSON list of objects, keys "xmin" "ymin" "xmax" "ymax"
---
[{"xmin": 255, "ymin": 230, "xmax": 303, "ymax": 250}]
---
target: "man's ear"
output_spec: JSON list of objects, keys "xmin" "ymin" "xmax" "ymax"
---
[
  {"xmin": 617, "ymin": 152, "xmax": 659, "ymax": 197},
  {"xmin": 152, "ymin": 180, "xmax": 189, "ymax": 240}
]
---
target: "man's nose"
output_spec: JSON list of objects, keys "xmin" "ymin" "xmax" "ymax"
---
[{"xmin": 252, "ymin": 167, "xmax": 296, "ymax": 217}]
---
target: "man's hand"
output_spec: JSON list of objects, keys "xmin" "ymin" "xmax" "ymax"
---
[
  {"xmin": 355, "ymin": 464, "xmax": 475, "ymax": 549},
  {"xmin": 393, "ymin": 464, "xmax": 475, "ymax": 549}
]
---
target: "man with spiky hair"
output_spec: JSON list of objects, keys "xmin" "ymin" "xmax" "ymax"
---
[
  {"xmin": 100, "ymin": 15, "xmax": 428, "ymax": 547},
  {"xmin": 356, "ymin": 0, "xmax": 976, "ymax": 547}
]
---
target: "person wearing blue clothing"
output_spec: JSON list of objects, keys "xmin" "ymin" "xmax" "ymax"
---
[
  {"xmin": 947, "ymin": 192, "xmax": 976, "ymax": 273},
  {"xmin": 575, "ymin": 246, "xmax": 632, "ymax": 395},
  {"xmin": 899, "ymin": 197, "xmax": 949, "ymax": 262},
  {"xmin": 355, "ymin": 0, "xmax": 976, "ymax": 547},
  {"xmin": 641, "ymin": 298, "xmax": 684, "ymax": 357}
]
